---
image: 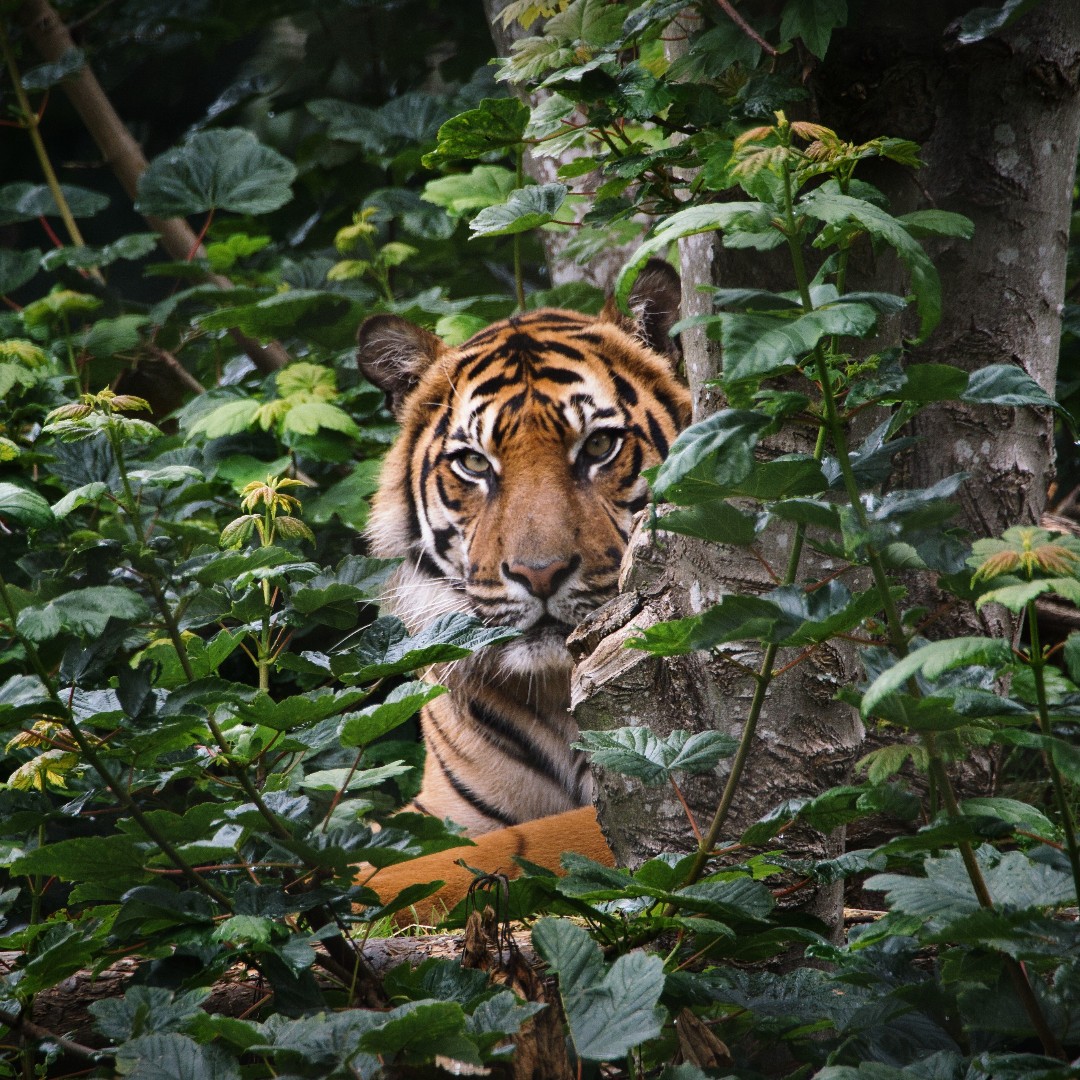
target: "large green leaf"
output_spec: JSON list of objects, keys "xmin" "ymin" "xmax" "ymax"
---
[
  {"xmin": 860, "ymin": 637, "xmax": 1015, "ymax": 717},
  {"xmin": 617, "ymin": 202, "xmax": 771, "ymax": 310},
  {"xmin": 197, "ymin": 289, "xmax": 358, "ymax": 344},
  {"xmin": 800, "ymin": 184, "xmax": 958, "ymax": 339},
  {"xmin": 422, "ymin": 97, "xmax": 529, "ymax": 167},
  {"xmin": 136, "ymin": 128, "xmax": 297, "ymax": 217},
  {"xmin": 330, "ymin": 615, "xmax": 518, "ymax": 684},
  {"xmin": 114, "ymin": 1033, "xmax": 241, "ymax": 1080},
  {"xmin": 960, "ymin": 364, "xmax": 1060, "ymax": 411},
  {"xmin": 779, "ymin": 0, "xmax": 847, "ymax": 58},
  {"xmin": 359, "ymin": 1001, "xmax": 478, "ymax": 1067},
  {"xmin": 0, "ymin": 182, "xmax": 108, "ymax": 224},
  {"xmin": 0, "ymin": 481, "xmax": 54, "ymax": 528},
  {"xmin": 532, "ymin": 918, "xmax": 666, "ymax": 1062},
  {"xmin": 716, "ymin": 301, "xmax": 878, "ymax": 389},
  {"xmin": 16, "ymin": 586, "xmax": 151, "ymax": 642},
  {"xmin": 469, "ymin": 184, "xmax": 567, "ymax": 237},
  {"xmin": 339, "ymin": 681, "xmax": 446, "ymax": 746},
  {"xmin": 650, "ymin": 408, "xmax": 771, "ymax": 496},
  {"xmin": 574, "ymin": 727, "xmax": 737, "ymax": 785}
]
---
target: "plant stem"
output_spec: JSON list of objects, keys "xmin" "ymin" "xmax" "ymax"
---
[
  {"xmin": 1025, "ymin": 600, "xmax": 1080, "ymax": 900},
  {"xmin": 513, "ymin": 146, "xmax": 526, "ymax": 311},
  {"xmin": 0, "ymin": 21, "xmax": 102, "ymax": 283}
]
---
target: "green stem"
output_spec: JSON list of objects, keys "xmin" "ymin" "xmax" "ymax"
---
[
  {"xmin": 1025, "ymin": 601, "xmax": 1080, "ymax": 900},
  {"xmin": 0, "ymin": 22, "xmax": 102, "ymax": 284}
]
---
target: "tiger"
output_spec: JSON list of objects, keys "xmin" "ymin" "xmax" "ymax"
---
[{"xmin": 355, "ymin": 260, "xmax": 691, "ymax": 915}]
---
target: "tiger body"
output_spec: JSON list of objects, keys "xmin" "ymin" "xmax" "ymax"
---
[{"xmin": 358, "ymin": 264, "xmax": 690, "ymax": 842}]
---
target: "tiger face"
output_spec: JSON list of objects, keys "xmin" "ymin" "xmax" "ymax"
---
[{"xmin": 358, "ymin": 262, "xmax": 690, "ymax": 681}]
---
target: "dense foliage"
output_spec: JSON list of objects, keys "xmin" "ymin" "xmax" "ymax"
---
[{"xmin": 0, "ymin": 0, "xmax": 1078, "ymax": 1077}]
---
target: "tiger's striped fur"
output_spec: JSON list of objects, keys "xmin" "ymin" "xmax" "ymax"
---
[{"xmin": 358, "ymin": 262, "xmax": 690, "ymax": 839}]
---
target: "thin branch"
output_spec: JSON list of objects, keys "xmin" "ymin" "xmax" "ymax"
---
[{"xmin": 715, "ymin": 0, "xmax": 778, "ymax": 57}]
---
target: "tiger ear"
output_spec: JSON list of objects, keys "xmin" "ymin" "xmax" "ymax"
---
[
  {"xmin": 602, "ymin": 258, "xmax": 682, "ymax": 361},
  {"xmin": 357, "ymin": 315, "xmax": 445, "ymax": 417}
]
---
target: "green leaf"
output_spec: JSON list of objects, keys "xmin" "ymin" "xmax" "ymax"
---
[
  {"xmin": 896, "ymin": 209, "xmax": 976, "ymax": 239},
  {"xmin": 340, "ymin": 681, "xmax": 445, "ymax": 746},
  {"xmin": 657, "ymin": 501, "xmax": 760, "ymax": 546},
  {"xmin": 115, "ymin": 1033, "xmax": 241, "ymax": 1080},
  {"xmin": 650, "ymin": 409, "xmax": 771, "ymax": 496},
  {"xmin": 469, "ymin": 184, "xmax": 567, "ymax": 238},
  {"xmin": 20, "ymin": 47, "xmax": 85, "ymax": 90},
  {"xmin": 866, "ymin": 846, "xmax": 1075, "ymax": 922},
  {"xmin": 83, "ymin": 314, "xmax": 149, "ymax": 358},
  {"xmin": 800, "ymin": 185, "xmax": 943, "ymax": 339},
  {"xmin": 234, "ymin": 686, "xmax": 369, "ymax": 731},
  {"xmin": 281, "ymin": 401, "xmax": 360, "ymax": 438},
  {"xmin": 860, "ymin": 637, "xmax": 1016, "ymax": 717},
  {"xmin": 90, "ymin": 987, "xmax": 210, "ymax": 1041},
  {"xmin": 959, "ymin": 797, "xmax": 1059, "ymax": 839},
  {"xmin": 185, "ymin": 397, "xmax": 260, "ymax": 440},
  {"xmin": 546, "ymin": 0, "xmax": 628, "ymax": 45},
  {"xmin": 422, "ymin": 97, "xmax": 529, "ymax": 167},
  {"xmin": 359, "ymin": 1001, "xmax": 478, "ymax": 1067},
  {"xmin": 42, "ymin": 232, "xmax": 158, "ymax": 271},
  {"xmin": 11, "ymin": 833, "xmax": 149, "ymax": 882},
  {"xmin": 960, "ymin": 364, "xmax": 1060, "ymax": 411},
  {"xmin": 422, "ymin": 166, "xmax": 518, "ymax": 217},
  {"xmin": 718, "ymin": 302, "xmax": 878, "ymax": 389},
  {"xmin": 617, "ymin": 203, "xmax": 770, "ymax": 310},
  {"xmin": 197, "ymin": 289, "xmax": 357, "ymax": 344},
  {"xmin": 136, "ymin": 128, "xmax": 297, "ymax": 217},
  {"xmin": 288, "ymin": 555, "xmax": 397, "ymax": 626},
  {"xmin": 16, "ymin": 586, "xmax": 151, "ymax": 642},
  {"xmin": 673, "ymin": 876, "xmax": 776, "ymax": 921},
  {"xmin": 0, "ymin": 481, "xmax": 54, "ymax": 528},
  {"xmin": 955, "ymin": 0, "xmax": 1042, "ymax": 45},
  {"xmin": 532, "ymin": 918, "xmax": 667, "ymax": 1062},
  {"xmin": 574, "ymin": 728, "xmax": 737, "ymax": 785},
  {"xmin": 0, "ymin": 182, "xmax": 108, "ymax": 224},
  {"xmin": 779, "ymin": 0, "xmax": 847, "ymax": 58},
  {"xmin": 331, "ymin": 614, "xmax": 518, "ymax": 684},
  {"xmin": 0, "ymin": 247, "xmax": 42, "ymax": 293},
  {"xmin": 383, "ymin": 957, "xmax": 490, "ymax": 1006}
]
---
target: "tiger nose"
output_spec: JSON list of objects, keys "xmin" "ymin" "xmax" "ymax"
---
[{"xmin": 503, "ymin": 556, "xmax": 579, "ymax": 599}]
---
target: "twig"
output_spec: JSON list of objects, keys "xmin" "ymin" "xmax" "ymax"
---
[
  {"xmin": 715, "ymin": 0, "xmax": 778, "ymax": 57},
  {"xmin": 0, "ymin": 1004, "xmax": 109, "ymax": 1064}
]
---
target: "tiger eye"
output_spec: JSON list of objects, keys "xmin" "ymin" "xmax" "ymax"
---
[
  {"xmin": 582, "ymin": 431, "xmax": 616, "ymax": 460},
  {"xmin": 459, "ymin": 450, "xmax": 491, "ymax": 476}
]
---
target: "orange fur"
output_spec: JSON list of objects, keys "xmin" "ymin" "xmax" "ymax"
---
[{"xmin": 366, "ymin": 806, "xmax": 612, "ymax": 924}]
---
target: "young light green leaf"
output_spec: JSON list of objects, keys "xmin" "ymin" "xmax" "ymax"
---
[
  {"xmin": 136, "ymin": 128, "xmax": 297, "ymax": 217},
  {"xmin": 422, "ymin": 166, "xmax": 518, "ymax": 217},
  {"xmin": 469, "ymin": 184, "xmax": 567, "ymax": 238}
]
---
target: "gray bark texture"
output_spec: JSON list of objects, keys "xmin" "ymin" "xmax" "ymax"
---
[{"xmin": 568, "ymin": 0, "xmax": 1080, "ymax": 933}]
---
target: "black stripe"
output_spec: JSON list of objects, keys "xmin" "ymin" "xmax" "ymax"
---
[
  {"xmin": 537, "ymin": 364, "xmax": 584, "ymax": 383},
  {"xmin": 468, "ymin": 699, "xmax": 570, "ymax": 792},
  {"xmin": 612, "ymin": 372, "xmax": 639, "ymax": 406},
  {"xmin": 536, "ymin": 340, "xmax": 585, "ymax": 362},
  {"xmin": 652, "ymin": 384, "xmax": 687, "ymax": 429},
  {"xmin": 504, "ymin": 331, "xmax": 541, "ymax": 353},
  {"xmin": 428, "ymin": 741, "xmax": 516, "ymax": 826},
  {"xmin": 473, "ymin": 372, "xmax": 516, "ymax": 398},
  {"xmin": 646, "ymin": 410, "xmax": 669, "ymax": 458},
  {"xmin": 435, "ymin": 473, "xmax": 462, "ymax": 511},
  {"xmin": 432, "ymin": 525, "xmax": 454, "ymax": 557},
  {"xmin": 417, "ymin": 550, "xmax": 444, "ymax": 581}
]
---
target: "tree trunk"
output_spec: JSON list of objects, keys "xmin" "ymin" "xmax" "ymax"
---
[{"xmin": 571, "ymin": 0, "xmax": 1080, "ymax": 933}]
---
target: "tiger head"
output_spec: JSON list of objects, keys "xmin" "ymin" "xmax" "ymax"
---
[{"xmin": 358, "ymin": 261, "xmax": 690, "ymax": 681}]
